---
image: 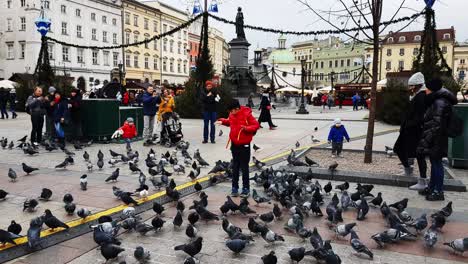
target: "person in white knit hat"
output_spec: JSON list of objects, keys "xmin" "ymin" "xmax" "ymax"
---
[
  {"xmin": 393, "ymin": 72, "xmax": 428, "ymax": 191},
  {"xmin": 327, "ymin": 118, "xmax": 350, "ymax": 158}
]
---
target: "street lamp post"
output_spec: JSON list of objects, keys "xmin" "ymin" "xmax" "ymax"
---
[
  {"xmin": 118, "ymin": 63, "xmax": 123, "ymax": 93},
  {"xmin": 297, "ymin": 59, "xmax": 309, "ymax": 114}
]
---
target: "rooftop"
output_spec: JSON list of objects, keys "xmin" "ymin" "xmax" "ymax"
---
[
  {"xmin": 385, "ymin": 27, "xmax": 455, "ymax": 45},
  {"xmin": 268, "ymin": 49, "xmax": 297, "ymax": 64}
]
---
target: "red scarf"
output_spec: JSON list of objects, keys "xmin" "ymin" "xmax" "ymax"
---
[{"xmin": 54, "ymin": 97, "xmax": 61, "ymax": 104}]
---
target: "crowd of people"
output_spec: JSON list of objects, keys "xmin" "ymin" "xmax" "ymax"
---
[{"xmin": 0, "ymin": 88, "xmax": 17, "ymax": 119}]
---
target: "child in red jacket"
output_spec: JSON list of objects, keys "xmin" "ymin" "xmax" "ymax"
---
[
  {"xmin": 217, "ymin": 99, "xmax": 260, "ymax": 197},
  {"xmin": 113, "ymin": 117, "xmax": 137, "ymax": 150}
]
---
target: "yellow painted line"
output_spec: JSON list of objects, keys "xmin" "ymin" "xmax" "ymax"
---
[{"xmin": 0, "ymin": 174, "xmax": 217, "ymax": 251}]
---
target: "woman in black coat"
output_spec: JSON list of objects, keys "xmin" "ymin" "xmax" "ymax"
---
[
  {"xmin": 417, "ymin": 79, "xmax": 457, "ymax": 201},
  {"xmin": 258, "ymin": 91, "xmax": 277, "ymax": 129},
  {"xmin": 68, "ymin": 88, "xmax": 82, "ymax": 141}
]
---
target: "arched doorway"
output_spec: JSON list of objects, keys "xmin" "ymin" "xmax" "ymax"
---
[{"xmin": 77, "ymin": 77, "xmax": 86, "ymax": 91}]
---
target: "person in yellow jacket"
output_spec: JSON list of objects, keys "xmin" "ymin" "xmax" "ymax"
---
[{"xmin": 157, "ymin": 89, "xmax": 175, "ymax": 121}]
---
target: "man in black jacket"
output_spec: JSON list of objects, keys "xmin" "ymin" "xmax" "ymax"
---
[
  {"xmin": 393, "ymin": 72, "xmax": 427, "ymax": 190},
  {"xmin": 201, "ymin": 80, "xmax": 218, "ymax": 144},
  {"xmin": 417, "ymin": 78, "xmax": 458, "ymax": 201}
]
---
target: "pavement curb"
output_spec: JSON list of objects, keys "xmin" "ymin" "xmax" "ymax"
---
[
  {"xmin": 0, "ymin": 174, "xmax": 221, "ymax": 263},
  {"xmin": 281, "ymin": 166, "xmax": 467, "ymax": 192}
]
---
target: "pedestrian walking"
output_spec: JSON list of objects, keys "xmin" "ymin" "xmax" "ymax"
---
[
  {"xmin": 51, "ymin": 91, "xmax": 69, "ymax": 147},
  {"xmin": 338, "ymin": 93, "xmax": 345, "ymax": 109},
  {"xmin": 9, "ymin": 88, "xmax": 17, "ymax": 119},
  {"xmin": 258, "ymin": 89, "xmax": 277, "ymax": 130},
  {"xmin": 0, "ymin": 88, "xmax": 9, "ymax": 119},
  {"xmin": 417, "ymin": 78, "xmax": 458, "ymax": 201},
  {"xmin": 142, "ymin": 86, "xmax": 160, "ymax": 146},
  {"xmin": 321, "ymin": 94, "xmax": 328, "ymax": 110},
  {"xmin": 113, "ymin": 117, "xmax": 137, "ymax": 150},
  {"xmin": 68, "ymin": 88, "xmax": 83, "ymax": 142},
  {"xmin": 360, "ymin": 93, "xmax": 367, "ymax": 109},
  {"xmin": 26, "ymin": 87, "xmax": 47, "ymax": 144},
  {"xmin": 352, "ymin": 92, "xmax": 360, "ymax": 111},
  {"xmin": 247, "ymin": 93, "xmax": 254, "ymax": 108},
  {"xmin": 393, "ymin": 72, "xmax": 427, "ymax": 190},
  {"xmin": 327, "ymin": 94, "xmax": 334, "ymax": 110},
  {"xmin": 201, "ymin": 80, "xmax": 219, "ymax": 144},
  {"xmin": 327, "ymin": 118, "xmax": 350, "ymax": 158},
  {"xmin": 216, "ymin": 99, "xmax": 260, "ymax": 198},
  {"xmin": 45, "ymin": 86, "xmax": 57, "ymax": 140}
]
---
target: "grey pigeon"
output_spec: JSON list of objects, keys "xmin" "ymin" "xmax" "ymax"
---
[
  {"xmin": 444, "ymin": 238, "xmax": 468, "ymax": 254},
  {"xmin": 22, "ymin": 163, "xmax": 38, "ymax": 175},
  {"xmin": 83, "ymin": 151, "xmax": 89, "ymax": 161},
  {"xmin": 350, "ymin": 231, "xmax": 373, "ymax": 259},
  {"xmin": 424, "ymin": 228, "xmax": 438, "ymax": 248},
  {"xmin": 0, "ymin": 229, "xmax": 20, "ymax": 247},
  {"xmin": 409, "ymin": 213, "xmax": 427, "ymax": 233},
  {"xmin": 27, "ymin": 216, "xmax": 43, "ymax": 249},
  {"xmin": 134, "ymin": 246, "xmax": 151, "ymax": 263},
  {"xmin": 7, "ymin": 220, "xmax": 22, "ymax": 235},
  {"xmin": 261, "ymin": 251, "xmax": 277, "ymax": 264},
  {"xmin": 135, "ymin": 222, "xmax": 154, "ymax": 236},
  {"xmin": 8, "ymin": 168, "xmax": 17, "ymax": 182},
  {"xmin": 105, "ymin": 168, "xmax": 120, "ymax": 182},
  {"xmin": 23, "ymin": 198, "xmax": 38, "ymax": 212},
  {"xmin": 43, "ymin": 209, "xmax": 69, "ymax": 230},
  {"xmin": 38, "ymin": 188, "xmax": 53, "ymax": 201},
  {"xmin": 80, "ymin": 174, "xmax": 88, "ymax": 191},
  {"xmin": 261, "ymin": 228, "xmax": 285, "ymax": 244},
  {"xmin": 77, "ymin": 208, "xmax": 91, "ymax": 219},
  {"xmin": 225, "ymin": 239, "xmax": 249, "ymax": 254},
  {"xmin": 335, "ymin": 222, "xmax": 356, "ymax": 238},
  {"xmin": 100, "ymin": 242, "xmax": 125, "ymax": 262},
  {"xmin": 173, "ymin": 210, "xmax": 183, "ymax": 229}
]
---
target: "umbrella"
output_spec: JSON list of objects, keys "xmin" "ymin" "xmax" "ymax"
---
[
  {"xmin": 318, "ymin": 86, "xmax": 332, "ymax": 92},
  {"xmin": 0, "ymin": 80, "xmax": 18, "ymax": 89},
  {"xmin": 275, "ymin": 87, "xmax": 300, "ymax": 93}
]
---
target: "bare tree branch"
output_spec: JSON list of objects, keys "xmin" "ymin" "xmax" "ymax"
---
[
  {"xmin": 338, "ymin": 0, "xmax": 373, "ymax": 40},
  {"xmin": 379, "ymin": 0, "xmax": 407, "ymax": 34},
  {"xmin": 351, "ymin": 0, "xmax": 373, "ymax": 28}
]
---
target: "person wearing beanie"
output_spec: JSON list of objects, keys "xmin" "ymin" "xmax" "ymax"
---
[
  {"xmin": 113, "ymin": 117, "xmax": 137, "ymax": 150},
  {"xmin": 327, "ymin": 118, "xmax": 350, "ymax": 158},
  {"xmin": 258, "ymin": 88, "xmax": 277, "ymax": 130},
  {"xmin": 393, "ymin": 72, "xmax": 428, "ymax": 189},
  {"xmin": 9, "ymin": 88, "xmax": 17, "ymax": 119},
  {"xmin": 68, "ymin": 88, "xmax": 83, "ymax": 142},
  {"xmin": 26, "ymin": 86, "xmax": 47, "ymax": 144},
  {"xmin": 0, "ymin": 88, "xmax": 9, "ymax": 119},
  {"xmin": 216, "ymin": 99, "xmax": 260, "ymax": 198},
  {"xmin": 201, "ymin": 80, "xmax": 219, "ymax": 143},
  {"xmin": 44, "ymin": 86, "xmax": 57, "ymax": 140},
  {"xmin": 417, "ymin": 77, "xmax": 458, "ymax": 201},
  {"xmin": 142, "ymin": 85, "xmax": 161, "ymax": 146}
]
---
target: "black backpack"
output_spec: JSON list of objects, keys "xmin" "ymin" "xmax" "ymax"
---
[{"xmin": 447, "ymin": 107, "xmax": 463, "ymax": 138}]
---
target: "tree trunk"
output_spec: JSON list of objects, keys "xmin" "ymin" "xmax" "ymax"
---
[{"xmin": 364, "ymin": 0, "xmax": 382, "ymax": 164}]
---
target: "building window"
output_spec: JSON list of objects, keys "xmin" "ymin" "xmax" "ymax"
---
[
  {"xmin": 61, "ymin": 22, "xmax": 67, "ymax": 35},
  {"xmin": 414, "ymin": 35, "xmax": 421, "ymax": 41},
  {"xmin": 178, "ymin": 43, "xmax": 181, "ymax": 54},
  {"xmin": 153, "ymin": 57, "xmax": 158, "ymax": 70},
  {"xmin": 178, "ymin": 30, "xmax": 181, "ymax": 39},
  {"xmin": 76, "ymin": 25, "xmax": 82, "ymax": 38},
  {"xmin": 92, "ymin": 50, "xmax": 99, "ymax": 65},
  {"xmin": 62, "ymin": 46, "xmax": 70, "ymax": 61},
  {"xmin": 48, "ymin": 44, "xmax": 54, "ymax": 60},
  {"xmin": 7, "ymin": 18, "xmax": 12, "ymax": 31},
  {"xmin": 460, "ymin": 59, "xmax": 466, "ymax": 64},
  {"xmin": 21, "ymin": 0, "xmax": 25, "ymax": 7},
  {"xmin": 112, "ymin": 18, "xmax": 117, "ymax": 26},
  {"xmin": 103, "ymin": 31, "xmax": 108, "ymax": 42},
  {"xmin": 319, "ymin": 73, "xmax": 324, "ymax": 80},
  {"xmin": 144, "ymin": 56, "xmax": 149, "ymax": 69},
  {"xmin": 125, "ymin": 13, "xmax": 130, "ymax": 25},
  {"xmin": 7, "ymin": 0, "xmax": 11, "ymax": 8},
  {"xmin": 385, "ymin": 61, "xmax": 391, "ymax": 70},
  {"xmin": 335, "ymin": 60, "xmax": 338, "ymax": 68},
  {"xmin": 153, "ymin": 21, "xmax": 158, "ymax": 32},
  {"xmin": 133, "ymin": 15, "xmax": 138, "ymax": 26},
  {"xmin": 145, "ymin": 38, "xmax": 149, "ymax": 49},
  {"xmin": 113, "ymin": 33, "xmax": 117, "ymax": 44},
  {"xmin": 399, "ymin": 48, "xmax": 405, "ymax": 56},
  {"xmin": 103, "ymin": 51, "xmax": 109, "ymax": 66},
  {"xmin": 163, "ymin": 60, "xmax": 167, "ymax": 71},
  {"xmin": 443, "ymin": 33, "xmax": 451, "ymax": 40},
  {"xmin": 184, "ymin": 31, "xmax": 187, "ymax": 40},
  {"xmin": 163, "ymin": 39, "xmax": 167, "ymax": 52},
  {"xmin": 153, "ymin": 39, "xmax": 158, "ymax": 50},
  {"xmin": 144, "ymin": 19, "xmax": 149, "ymax": 30},
  {"xmin": 102, "ymin": 16, "xmax": 107, "ymax": 24},
  {"xmin": 387, "ymin": 37, "xmax": 394, "ymax": 43},
  {"xmin": 19, "ymin": 42, "xmax": 25, "ymax": 59},
  {"xmin": 163, "ymin": 24, "xmax": 167, "ymax": 33},
  {"xmin": 20, "ymin": 17, "xmax": 26, "ymax": 31},
  {"xmin": 169, "ymin": 60, "xmax": 174, "ymax": 72},
  {"xmin": 75, "ymin": 9, "xmax": 81, "ymax": 17},
  {"xmin": 177, "ymin": 62, "xmax": 181, "ymax": 73},
  {"xmin": 183, "ymin": 44, "xmax": 187, "ymax": 55},
  {"xmin": 328, "ymin": 61, "xmax": 332, "ymax": 68},
  {"xmin": 44, "ymin": 1, "xmax": 50, "ymax": 9},
  {"xmin": 125, "ymin": 32, "xmax": 130, "ymax": 44},
  {"xmin": 442, "ymin": 46, "xmax": 447, "ymax": 54},
  {"xmin": 340, "ymin": 60, "xmax": 344, "ymax": 67},
  {"xmin": 169, "ymin": 41, "xmax": 174, "ymax": 53},
  {"xmin": 320, "ymin": 61, "xmax": 324, "ymax": 68},
  {"xmin": 91, "ymin": 13, "xmax": 96, "ymax": 21},
  {"xmin": 386, "ymin": 49, "xmax": 392, "ymax": 56},
  {"xmin": 61, "ymin": 5, "xmax": 66, "ymax": 13},
  {"xmin": 398, "ymin": 60, "xmax": 404, "ymax": 70},
  {"xmin": 134, "ymin": 34, "xmax": 138, "ymax": 44},
  {"xmin": 347, "ymin": 59, "xmax": 351, "ymax": 67},
  {"xmin": 413, "ymin": 48, "xmax": 419, "ymax": 56},
  {"xmin": 183, "ymin": 61, "xmax": 187, "ymax": 73},
  {"xmin": 315, "ymin": 62, "xmax": 319, "ymax": 69},
  {"xmin": 126, "ymin": 54, "xmax": 131, "ymax": 67},
  {"xmin": 113, "ymin": 52, "xmax": 119, "ymax": 67},
  {"xmin": 134, "ymin": 55, "xmax": 139, "ymax": 68},
  {"xmin": 92, "ymin": 29, "xmax": 97, "ymax": 40},
  {"xmin": 77, "ymin": 48, "xmax": 84, "ymax": 63},
  {"xmin": 398, "ymin": 36, "xmax": 406, "ymax": 42}
]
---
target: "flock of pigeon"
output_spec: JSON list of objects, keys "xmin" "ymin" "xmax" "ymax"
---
[{"xmin": 0, "ymin": 135, "xmax": 467, "ymax": 264}]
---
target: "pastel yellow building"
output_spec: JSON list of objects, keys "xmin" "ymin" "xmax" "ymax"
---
[
  {"xmin": 122, "ymin": 0, "xmax": 162, "ymax": 85},
  {"xmin": 454, "ymin": 42, "xmax": 468, "ymax": 89}
]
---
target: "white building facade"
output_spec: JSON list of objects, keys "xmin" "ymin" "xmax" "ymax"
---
[{"xmin": 0, "ymin": 0, "xmax": 122, "ymax": 90}]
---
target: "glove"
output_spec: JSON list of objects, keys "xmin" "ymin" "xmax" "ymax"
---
[{"xmin": 112, "ymin": 129, "xmax": 123, "ymax": 139}]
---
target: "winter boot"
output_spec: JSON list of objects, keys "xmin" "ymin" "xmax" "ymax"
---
[{"xmin": 409, "ymin": 178, "xmax": 427, "ymax": 191}]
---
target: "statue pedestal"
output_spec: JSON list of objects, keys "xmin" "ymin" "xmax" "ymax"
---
[
  {"xmin": 223, "ymin": 38, "xmax": 256, "ymax": 98},
  {"xmin": 229, "ymin": 38, "xmax": 250, "ymax": 68}
]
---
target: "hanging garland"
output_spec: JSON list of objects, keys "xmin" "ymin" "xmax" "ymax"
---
[
  {"xmin": 45, "ymin": 14, "xmax": 203, "ymax": 50},
  {"xmin": 208, "ymin": 11, "xmax": 426, "ymax": 36}
]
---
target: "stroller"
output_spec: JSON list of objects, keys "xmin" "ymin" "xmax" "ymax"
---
[{"xmin": 160, "ymin": 112, "xmax": 183, "ymax": 147}]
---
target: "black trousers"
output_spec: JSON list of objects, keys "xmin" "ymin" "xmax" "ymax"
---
[
  {"xmin": 231, "ymin": 144, "xmax": 251, "ymax": 192},
  {"xmin": 396, "ymin": 149, "xmax": 427, "ymax": 178},
  {"xmin": 31, "ymin": 113, "xmax": 44, "ymax": 143}
]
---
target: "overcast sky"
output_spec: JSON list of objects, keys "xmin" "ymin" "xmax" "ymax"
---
[{"xmin": 157, "ymin": 0, "xmax": 468, "ymax": 48}]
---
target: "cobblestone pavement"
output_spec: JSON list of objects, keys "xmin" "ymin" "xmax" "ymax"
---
[{"xmin": 0, "ymin": 108, "xmax": 466, "ymax": 264}]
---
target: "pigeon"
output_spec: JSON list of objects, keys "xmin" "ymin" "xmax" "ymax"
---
[
  {"xmin": 176, "ymin": 201, "xmax": 185, "ymax": 214},
  {"xmin": 8, "ymin": 168, "xmax": 17, "ymax": 182},
  {"xmin": 340, "ymin": 191, "xmax": 351, "ymax": 210},
  {"xmin": 151, "ymin": 216, "xmax": 166, "ymax": 231},
  {"xmin": 370, "ymin": 192, "xmax": 383, "ymax": 207},
  {"xmin": 335, "ymin": 222, "xmax": 356, "ymax": 238},
  {"xmin": 166, "ymin": 186, "xmax": 180, "ymax": 201},
  {"xmin": 8, "ymin": 141, "xmax": 14, "ymax": 150},
  {"xmin": 22, "ymin": 163, "xmax": 38, "ymax": 175},
  {"xmin": 295, "ymin": 141, "xmax": 300, "ymax": 148},
  {"xmin": 120, "ymin": 192, "xmax": 139, "ymax": 206},
  {"xmin": 62, "ymin": 148, "xmax": 75, "ymax": 156},
  {"xmin": 24, "ymin": 146, "xmax": 39, "ymax": 155},
  {"xmin": 129, "ymin": 162, "xmax": 141, "ymax": 173},
  {"xmin": 431, "ymin": 213, "xmax": 446, "ymax": 231},
  {"xmin": 261, "ymin": 228, "xmax": 285, "ymax": 244},
  {"xmin": 262, "ymin": 251, "xmax": 277, "ymax": 264},
  {"xmin": 188, "ymin": 212, "xmax": 200, "ymax": 226},
  {"xmin": 135, "ymin": 222, "xmax": 154, "ymax": 236},
  {"xmin": 356, "ymin": 198, "xmax": 369, "ymax": 221},
  {"xmin": 54, "ymin": 160, "xmax": 68, "ymax": 170},
  {"xmin": 134, "ymin": 246, "xmax": 151, "ymax": 263},
  {"xmin": 97, "ymin": 159, "xmax": 104, "ymax": 170},
  {"xmin": 288, "ymin": 247, "xmax": 313, "ymax": 263},
  {"xmin": 64, "ymin": 202, "xmax": 76, "ymax": 215},
  {"xmin": 80, "ymin": 175, "xmax": 88, "ymax": 191},
  {"xmin": 252, "ymin": 189, "xmax": 270, "ymax": 205},
  {"xmin": 100, "ymin": 242, "xmax": 125, "ymax": 262},
  {"xmin": 83, "ymin": 151, "xmax": 90, "ymax": 161},
  {"xmin": 0, "ymin": 229, "xmax": 21, "ymax": 247},
  {"xmin": 444, "ymin": 238, "xmax": 468, "ymax": 255},
  {"xmin": 272, "ymin": 203, "xmax": 282, "ymax": 219},
  {"xmin": 309, "ymin": 227, "xmax": 323, "ymax": 249},
  {"xmin": 63, "ymin": 193, "xmax": 74, "ymax": 204},
  {"xmin": 328, "ymin": 161, "xmax": 338, "ymax": 172},
  {"xmin": 23, "ymin": 198, "xmax": 38, "ymax": 212},
  {"xmin": 409, "ymin": 213, "xmax": 428, "ymax": 233},
  {"xmin": 323, "ymin": 182, "xmax": 332, "ymax": 195},
  {"xmin": 432, "ymin": 201, "xmax": 453, "ymax": 218},
  {"xmin": 173, "ymin": 210, "xmax": 183, "ymax": 229},
  {"xmin": 194, "ymin": 181, "xmax": 202, "ymax": 192},
  {"xmin": 43, "ymin": 209, "xmax": 69, "ymax": 230},
  {"xmin": 253, "ymin": 144, "xmax": 260, "ymax": 152},
  {"xmin": 174, "ymin": 237, "xmax": 203, "ymax": 257},
  {"xmin": 248, "ymin": 217, "xmax": 268, "ymax": 235},
  {"xmin": 105, "ymin": 168, "xmax": 120, "ymax": 182},
  {"xmin": 77, "ymin": 208, "xmax": 91, "ymax": 219},
  {"xmin": 350, "ymin": 231, "xmax": 373, "ymax": 259},
  {"xmin": 109, "ymin": 149, "xmax": 122, "ymax": 158},
  {"xmin": 335, "ymin": 181, "xmax": 349, "ymax": 192},
  {"xmin": 389, "ymin": 198, "xmax": 408, "ymax": 212},
  {"xmin": 259, "ymin": 212, "xmax": 275, "ymax": 224},
  {"xmin": 185, "ymin": 224, "xmax": 198, "ymax": 239},
  {"xmin": 239, "ymin": 197, "xmax": 257, "ymax": 215},
  {"xmin": 424, "ymin": 228, "xmax": 438, "ymax": 248},
  {"xmin": 305, "ymin": 156, "xmax": 319, "ymax": 167},
  {"xmin": 222, "ymin": 218, "xmax": 242, "ymax": 236},
  {"xmin": 38, "ymin": 188, "xmax": 53, "ymax": 201},
  {"xmin": 184, "ymin": 257, "xmax": 200, "ymax": 264},
  {"xmin": 225, "ymin": 239, "xmax": 249, "ymax": 254},
  {"xmin": 218, "ymin": 129, "xmax": 223, "ymax": 136},
  {"xmin": 122, "ymin": 207, "xmax": 136, "ymax": 218},
  {"xmin": 7, "ymin": 220, "xmax": 22, "ymax": 235},
  {"xmin": 195, "ymin": 205, "xmax": 219, "ymax": 221},
  {"xmin": 152, "ymin": 202, "xmax": 165, "ymax": 215},
  {"xmin": 27, "ymin": 217, "xmax": 43, "ymax": 249}
]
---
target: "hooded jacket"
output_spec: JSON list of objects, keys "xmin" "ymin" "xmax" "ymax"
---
[
  {"xmin": 142, "ymin": 92, "xmax": 161, "ymax": 116},
  {"xmin": 219, "ymin": 106, "xmax": 260, "ymax": 146},
  {"xmin": 120, "ymin": 121, "xmax": 137, "ymax": 139},
  {"xmin": 417, "ymin": 88, "xmax": 457, "ymax": 159},
  {"xmin": 328, "ymin": 125, "xmax": 350, "ymax": 143}
]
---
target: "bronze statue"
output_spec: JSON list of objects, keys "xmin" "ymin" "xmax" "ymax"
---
[{"xmin": 235, "ymin": 7, "xmax": 246, "ymax": 39}]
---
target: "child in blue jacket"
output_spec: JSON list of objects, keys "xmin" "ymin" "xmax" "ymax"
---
[{"xmin": 328, "ymin": 118, "xmax": 350, "ymax": 157}]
